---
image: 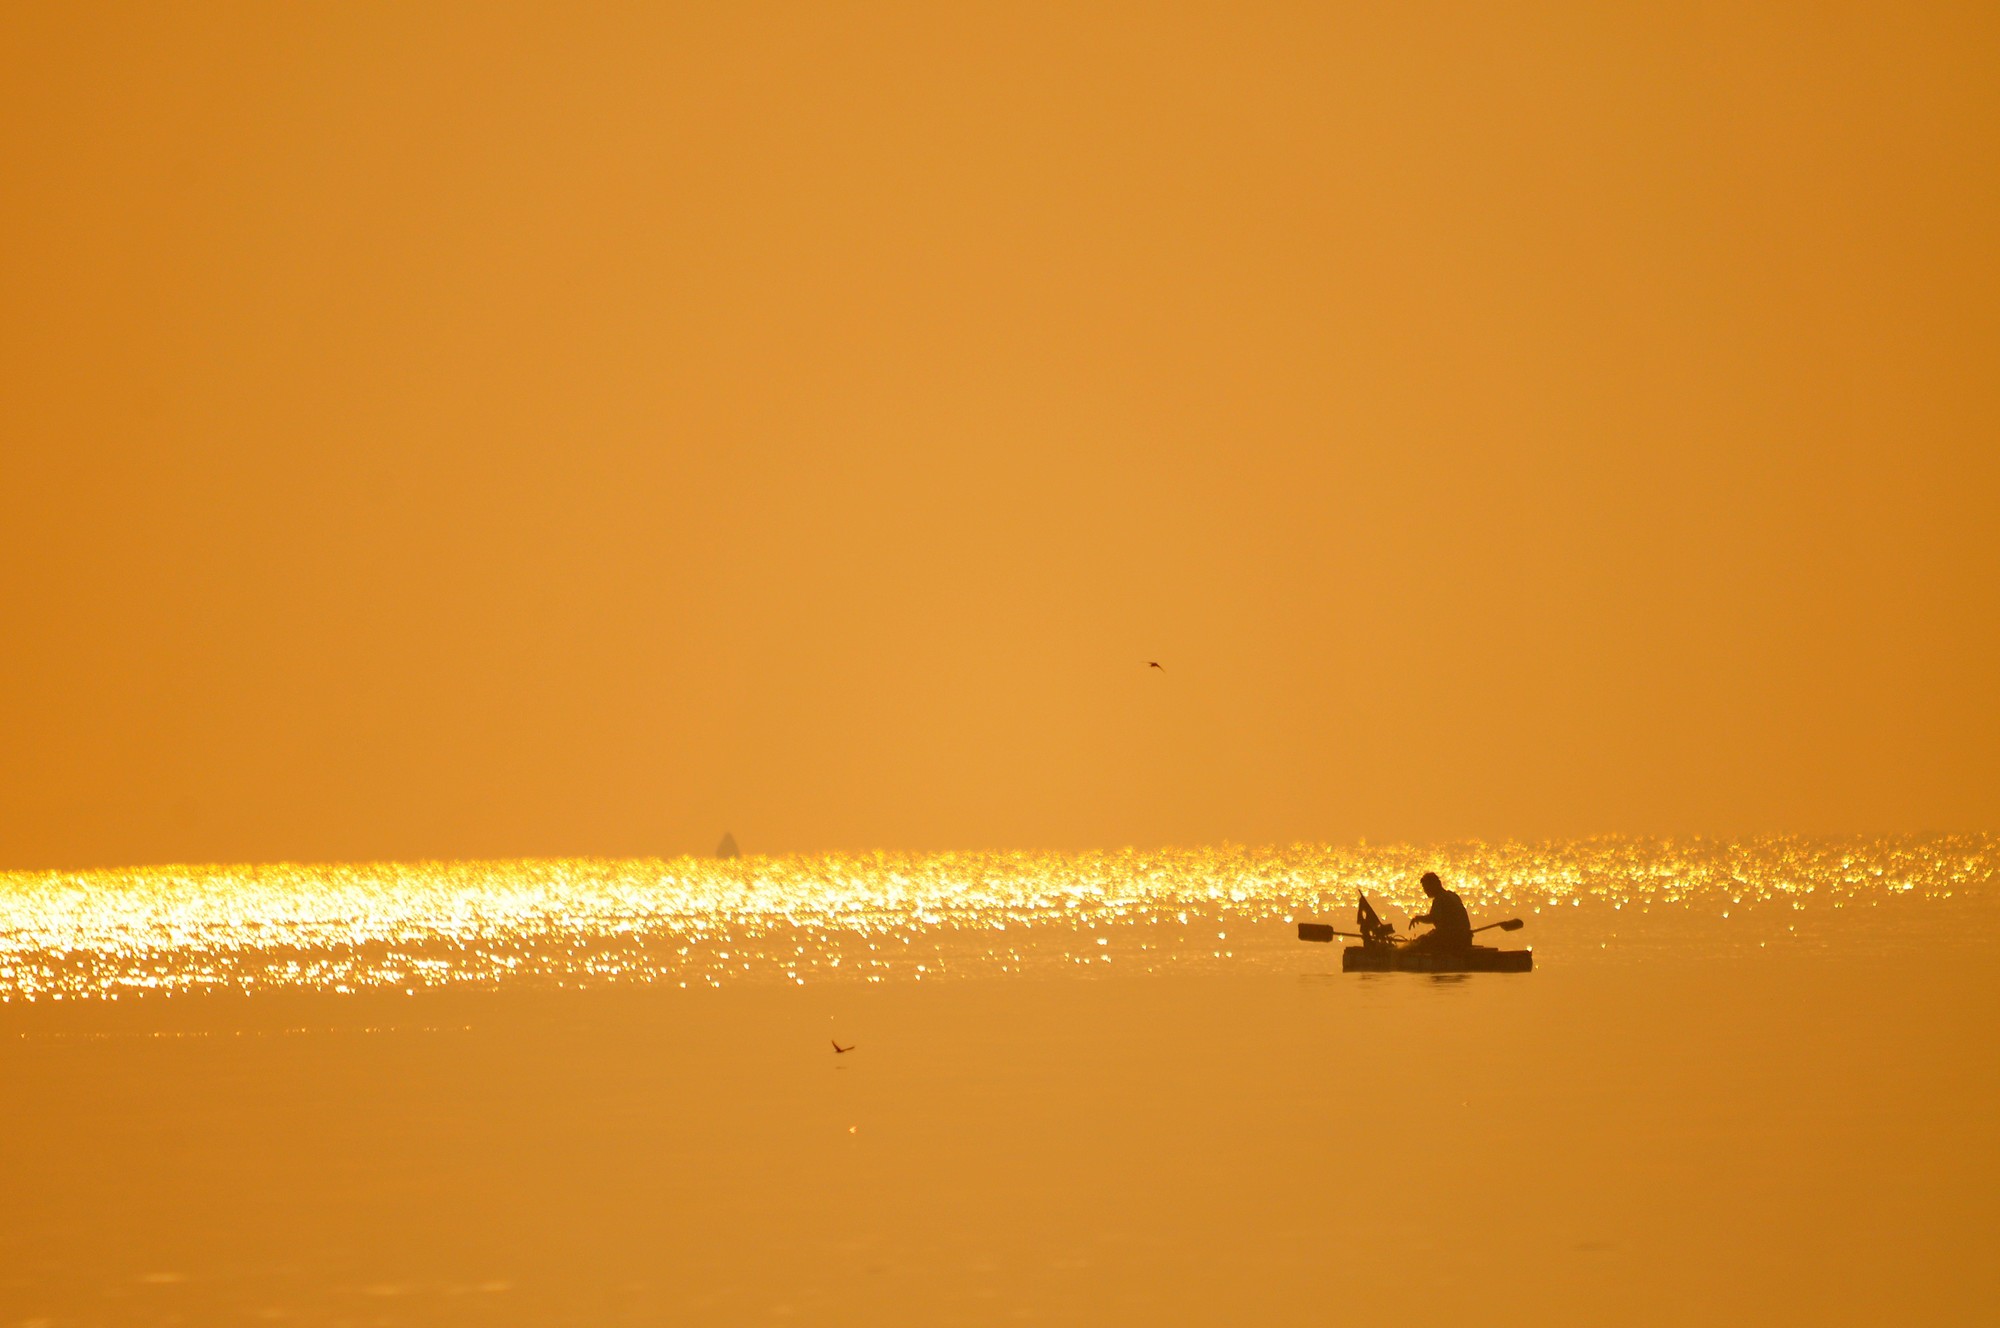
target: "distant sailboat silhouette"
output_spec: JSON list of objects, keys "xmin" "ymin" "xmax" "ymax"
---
[{"xmin": 717, "ymin": 831, "xmax": 740, "ymax": 859}]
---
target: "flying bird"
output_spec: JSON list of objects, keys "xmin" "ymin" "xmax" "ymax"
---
[
  {"xmin": 832, "ymin": 1040, "xmax": 854, "ymax": 1054},
  {"xmin": 1147, "ymin": 661, "xmax": 1163, "ymax": 671}
]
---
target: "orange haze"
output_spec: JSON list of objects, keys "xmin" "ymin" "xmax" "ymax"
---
[{"xmin": 2, "ymin": 3, "xmax": 1995, "ymax": 868}]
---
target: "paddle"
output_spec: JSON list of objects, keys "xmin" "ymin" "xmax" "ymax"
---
[{"xmin": 1297, "ymin": 917, "xmax": 1524, "ymax": 943}]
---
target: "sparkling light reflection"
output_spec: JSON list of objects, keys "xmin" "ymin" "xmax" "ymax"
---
[{"xmin": 0, "ymin": 837, "xmax": 1988, "ymax": 1000}]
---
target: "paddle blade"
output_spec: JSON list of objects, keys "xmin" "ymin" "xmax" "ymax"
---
[
  {"xmin": 1497, "ymin": 918, "xmax": 1524, "ymax": 931},
  {"xmin": 1297, "ymin": 923, "xmax": 1336, "ymax": 944}
]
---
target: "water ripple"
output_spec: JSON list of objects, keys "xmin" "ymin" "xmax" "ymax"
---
[{"xmin": 0, "ymin": 836, "xmax": 1988, "ymax": 999}]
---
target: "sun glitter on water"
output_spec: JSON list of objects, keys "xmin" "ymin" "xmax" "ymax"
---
[{"xmin": 0, "ymin": 838, "xmax": 1989, "ymax": 1001}]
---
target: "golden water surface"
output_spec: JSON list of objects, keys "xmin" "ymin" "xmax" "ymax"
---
[
  {"xmin": 1, "ymin": 836, "xmax": 1987, "ymax": 1000},
  {"xmin": 2, "ymin": 838, "xmax": 1994, "ymax": 1326}
]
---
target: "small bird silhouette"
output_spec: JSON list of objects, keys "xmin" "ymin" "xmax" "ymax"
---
[
  {"xmin": 1147, "ymin": 661, "xmax": 1164, "ymax": 671},
  {"xmin": 832, "ymin": 1040, "xmax": 854, "ymax": 1054}
]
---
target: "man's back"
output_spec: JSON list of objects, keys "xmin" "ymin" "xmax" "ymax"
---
[{"xmin": 1428, "ymin": 888, "xmax": 1472, "ymax": 947}]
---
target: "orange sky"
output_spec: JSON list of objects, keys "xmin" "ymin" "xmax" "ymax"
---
[{"xmin": 3, "ymin": 3, "xmax": 1995, "ymax": 868}]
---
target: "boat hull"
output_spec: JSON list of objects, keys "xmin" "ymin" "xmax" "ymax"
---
[{"xmin": 1341, "ymin": 945, "xmax": 1532, "ymax": 973}]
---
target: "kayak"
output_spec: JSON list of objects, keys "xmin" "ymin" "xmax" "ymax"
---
[
  {"xmin": 1295, "ymin": 895, "xmax": 1534, "ymax": 973},
  {"xmin": 1340, "ymin": 943, "xmax": 1531, "ymax": 974}
]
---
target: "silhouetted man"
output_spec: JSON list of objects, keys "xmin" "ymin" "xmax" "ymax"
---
[{"xmin": 1408, "ymin": 871, "xmax": 1472, "ymax": 953}]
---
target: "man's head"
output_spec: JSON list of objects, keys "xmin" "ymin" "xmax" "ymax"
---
[{"xmin": 1420, "ymin": 871, "xmax": 1443, "ymax": 898}]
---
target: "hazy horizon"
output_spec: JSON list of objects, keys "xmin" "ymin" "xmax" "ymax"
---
[{"xmin": 4, "ymin": 829, "xmax": 1992, "ymax": 880}]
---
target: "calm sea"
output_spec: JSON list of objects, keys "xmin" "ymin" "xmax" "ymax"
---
[{"xmin": 1, "ymin": 838, "xmax": 1993, "ymax": 1324}]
